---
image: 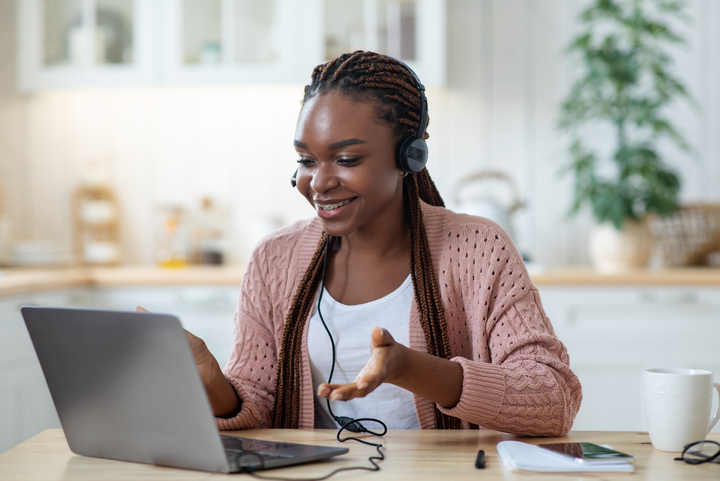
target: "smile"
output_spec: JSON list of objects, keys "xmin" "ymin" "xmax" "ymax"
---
[{"xmin": 317, "ymin": 199, "xmax": 352, "ymax": 211}]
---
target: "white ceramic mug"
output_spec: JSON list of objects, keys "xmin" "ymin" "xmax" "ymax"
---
[{"xmin": 643, "ymin": 368, "xmax": 720, "ymax": 452}]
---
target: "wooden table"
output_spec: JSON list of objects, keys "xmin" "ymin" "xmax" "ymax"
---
[{"xmin": 1, "ymin": 429, "xmax": 719, "ymax": 480}]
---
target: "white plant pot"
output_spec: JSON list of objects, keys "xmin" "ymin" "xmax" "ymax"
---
[{"xmin": 589, "ymin": 220, "xmax": 653, "ymax": 273}]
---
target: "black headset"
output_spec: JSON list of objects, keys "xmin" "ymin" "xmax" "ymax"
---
[
  {"xmin": 392, "ymin": 58, "xmax": 429, "ymax": 175},
  {"xmin": 290, "ymin": 57, "xmax": 428, "ymax": 188}
]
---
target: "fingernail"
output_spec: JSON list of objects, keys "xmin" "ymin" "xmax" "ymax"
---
[{"xmin": 331, "ymin": 393, "xmax": 343, "ymax": 401}]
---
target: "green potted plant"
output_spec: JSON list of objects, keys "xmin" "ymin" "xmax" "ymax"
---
[{"xmin": 558, "ymin": 0, "xmax": 692, "ymax": 272}]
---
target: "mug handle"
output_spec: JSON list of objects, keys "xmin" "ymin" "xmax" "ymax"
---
[{"xmin": 709, "ymin": 382, "xmax": 720, "ymax": 433}]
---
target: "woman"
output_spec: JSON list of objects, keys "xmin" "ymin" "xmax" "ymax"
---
[{"xmin": 185, "ymin": 51, "xmax": 582, "ymax": 436}]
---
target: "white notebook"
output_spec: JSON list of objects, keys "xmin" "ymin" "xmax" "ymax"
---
[{"xmin": 497, "ymin": 441, "xmax": 635, "ymax": 474}]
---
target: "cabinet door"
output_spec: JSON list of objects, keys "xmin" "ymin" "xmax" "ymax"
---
[
  {"xmin": 0, "ymin": 293, "xmax": 70, "ymax": 453},
  {"xmin": 86, "ymin": 286, "xmax": 239, "ymax": 369},
  {"xmin": 539, "ymin": 286, "xmax": 720, "ymax": 432},
  {"xmin": 17, "ymin": 0, "xmax": 158, "ymax": 91},
  {"xmin": 161, "ymin": 0, "xmax": 321, "ymax": 84},
  {"xmin": 0, "ymin": 365, "xmax": 60, "ymax": 454},
  {"xmin": 320, "ymin": 0, "xmax": 446, "ymax": 86}
]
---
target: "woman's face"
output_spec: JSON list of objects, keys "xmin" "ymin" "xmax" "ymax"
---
[{"xmin": 293, "ymin": 91, "xmax": 405, "ymax": 238}]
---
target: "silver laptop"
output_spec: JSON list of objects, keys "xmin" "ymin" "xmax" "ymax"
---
[{"xmin": 21, "ymin": 306, "xmax": 348, "ymax": 473}]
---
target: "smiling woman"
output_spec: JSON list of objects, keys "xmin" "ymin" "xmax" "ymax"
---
[
  {"xmin": 294, "ymin": 93, "xmax": 405, "ymax": 238},
  {"xmin": 184, "ymin": 51, "xmax": 582, "ymax": 437}
]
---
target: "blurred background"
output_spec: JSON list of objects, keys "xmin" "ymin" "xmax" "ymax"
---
[
  {"xmin": 0, "ymin": 0, "xmax": 716, "ymax": 269},
  {"xmin": 1, "ymin": 0, "xmax": 720, "ymax": 454}
]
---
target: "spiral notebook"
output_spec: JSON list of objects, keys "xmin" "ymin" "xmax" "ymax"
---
[{"xmin": 497, "ymin": 441, "xmax": 635, "ymax": 474}]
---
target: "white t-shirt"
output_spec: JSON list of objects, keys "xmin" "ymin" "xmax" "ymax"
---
[{"xmin": 307, "ymin": 275, "xmax": 420, "ymax": 429}]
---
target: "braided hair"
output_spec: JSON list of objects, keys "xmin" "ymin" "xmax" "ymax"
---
[{"xmin": 273, "ymin": 51, "xmax": 460, "ymax": 430}]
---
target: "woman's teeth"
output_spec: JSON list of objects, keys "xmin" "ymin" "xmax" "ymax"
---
[{"xmin": 318, "ymin": 199, "xmax": 351, "ymax": 211}]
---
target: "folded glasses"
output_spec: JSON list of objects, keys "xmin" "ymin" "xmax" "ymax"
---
[{"xmin": 674, "ymin": 440, "xmax": 720, "ymax": 465}]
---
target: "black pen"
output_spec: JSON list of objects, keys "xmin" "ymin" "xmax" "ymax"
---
[{"xmin": 475, "ymin": 449, "xmax": 486, "ymax": 469}]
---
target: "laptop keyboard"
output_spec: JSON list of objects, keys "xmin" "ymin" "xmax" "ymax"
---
[
  {"xmin": 221, "ymin": 435, "xmax": 295, "ymax": 454},
  {"xmin": 221, "ymin": 435, "xmax": 295, "ymax": 471}
]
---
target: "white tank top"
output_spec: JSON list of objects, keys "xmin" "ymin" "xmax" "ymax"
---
[{"xmin": 307, "ymin": 275, "xmax": 420, "ymax": 429}]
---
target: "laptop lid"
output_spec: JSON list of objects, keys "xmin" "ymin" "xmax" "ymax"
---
[{"xmin": 22, "ymin": 306, "xmax": 232, "ymax": 473}]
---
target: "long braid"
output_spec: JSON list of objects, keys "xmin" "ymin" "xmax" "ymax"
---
[
  {"xmin": 404, "ymin": 172, "xmax": 459, "ymax": 429},
  {"xmin": 273, "ymin": 232, "xmax": 330, "ymax": 427},
  {"xmin": 273, "ymin": 51, "xmax": 460, "ymax": 429}
]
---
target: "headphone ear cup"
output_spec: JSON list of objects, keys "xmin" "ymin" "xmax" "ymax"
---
[{"xmin": 395, "ymin": 136, "xmax": 429, "ymax": 174}]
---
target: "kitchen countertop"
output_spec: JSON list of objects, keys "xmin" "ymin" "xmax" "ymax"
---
[
  {"xmin": 1, "ymin": 266, "xmax": 720, "ymax": 297},
  {"xmin": 0, "ymin": 266, "xmax": 247, "ymax": 297}
]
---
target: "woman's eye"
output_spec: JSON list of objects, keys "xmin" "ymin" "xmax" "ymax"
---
[
  {"xmin": 296, "ymin": 158, "xmax": 314, "ymax": 165},
  {"xmin": 337, "ymin": 157, "xmax": 360, "ymax": 165}
]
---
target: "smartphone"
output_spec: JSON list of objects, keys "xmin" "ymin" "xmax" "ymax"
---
[{"xmin": 538, "ymin": 443, "xmax": 635, "ymax": 464}]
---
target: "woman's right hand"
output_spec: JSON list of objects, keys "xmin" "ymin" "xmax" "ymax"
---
[
  {"xmin": 181, "ymin": 326, "xmax": 219, "ymax": 390},
  {"xmin": 136, "ymin": 306, "xmax": 241, "ymax": 417}
]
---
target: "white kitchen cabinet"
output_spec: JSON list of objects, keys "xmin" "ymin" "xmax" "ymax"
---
[
  {"xmin": 17, "ymin": 0, "xmax": 447, "ymax": 90},
  {"xmin": 0, "ymin": 285, "xmax": 239, "ymax": 454},
  {"xmin": 538, "ymin": 285, "xmax": 720, "ymax": 433},
  {"xmin": 161, "ymin": 0, "xmax": 321, "ymax": 85},
  {"xmin": 320, "ymin": 0, "xmax": 446, "ymax": 86},
  {"xmin": 162, "ymin": 0, "xmax": 446, "ymax": 85},
  {"xmin": 17, "ymin": 0, "xmax": 158, "ymax": 91}
]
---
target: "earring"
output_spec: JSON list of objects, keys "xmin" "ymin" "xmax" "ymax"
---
[{"xmin": 399, "ymin": 172, "xmax": 408, "ymax": 177}]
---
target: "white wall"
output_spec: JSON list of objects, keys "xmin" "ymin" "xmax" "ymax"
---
[{"xmin": 0, "ymin": 0, "xmax": 719, "ymax": 267}]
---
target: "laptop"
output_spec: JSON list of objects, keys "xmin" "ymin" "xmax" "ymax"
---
[{"xmin": 21, "ymin": 306, "xmax": 348, "ymax": 473}]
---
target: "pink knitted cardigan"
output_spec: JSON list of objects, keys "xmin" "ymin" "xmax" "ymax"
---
[{"xmin": 217, "ymin": 202, "xmax": 582, "ymax": 436}]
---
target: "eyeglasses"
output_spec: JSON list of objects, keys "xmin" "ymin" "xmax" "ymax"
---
[{"xmin": 674, "ymin": 440, "xmax": 720, "ymax": 465}]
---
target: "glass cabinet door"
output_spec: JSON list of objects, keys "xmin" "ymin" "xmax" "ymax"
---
[
  {"xmin": 181, "ymin": 0, "xmax": 279, "ymax": 65},
  {"xmin": 324, "ymin": 0, "xmax": 416, "ymax": 61},
  {"xmin": 42, "ymin": 0, "xmax": 135, "ymax": 67},
  {"xmin": 181, "ymin": 0, "xmax": 222, "ymax": 65},
  {"xmin": 42, "ymin": 0, "xmax": 83, "ymax": 66},
  {"xmin": 164, "ymin": 0, "xmax": 317, "ymax": 84},
  {"xmin": 321, "ymin": 0, "xmax": 445, "ymax": 86},
  {"xmin": 19, "ymin": 0, "xmax": 155, "ymax": 90},
  {"xmin": 94, "ymin": 0, "xmax": 136, "ymax": 64}
]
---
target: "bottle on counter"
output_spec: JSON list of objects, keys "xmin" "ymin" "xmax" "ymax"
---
[
  {"xmin": 156, "ymin": 206, "xmax": 188, "ymax": 268},
  {"xmin": 190, "ymin": 197, "xmax": 228, "ymax": 266}
]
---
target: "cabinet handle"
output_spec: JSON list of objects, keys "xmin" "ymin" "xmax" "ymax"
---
[
  {"xmin": 176, "ymin": 289, "xmax": 232, "ymax": 305},
  {"xmin": 640, "ymin": 290, "xmax": 698, "ymax": 304}
]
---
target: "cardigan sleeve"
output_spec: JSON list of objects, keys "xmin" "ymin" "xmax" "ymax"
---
[
  {"xmin": 215, "ymin": 243, "xmax": 279, "ymax": 430},
  {"xmin": 435, "ymin": 223, "xmax": 582, "ymax": 436}
]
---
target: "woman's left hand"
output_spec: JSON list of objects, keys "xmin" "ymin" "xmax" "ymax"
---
[{"xmin": 317, "ymin": 326, "xmax": 407, "ymax": 401}]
